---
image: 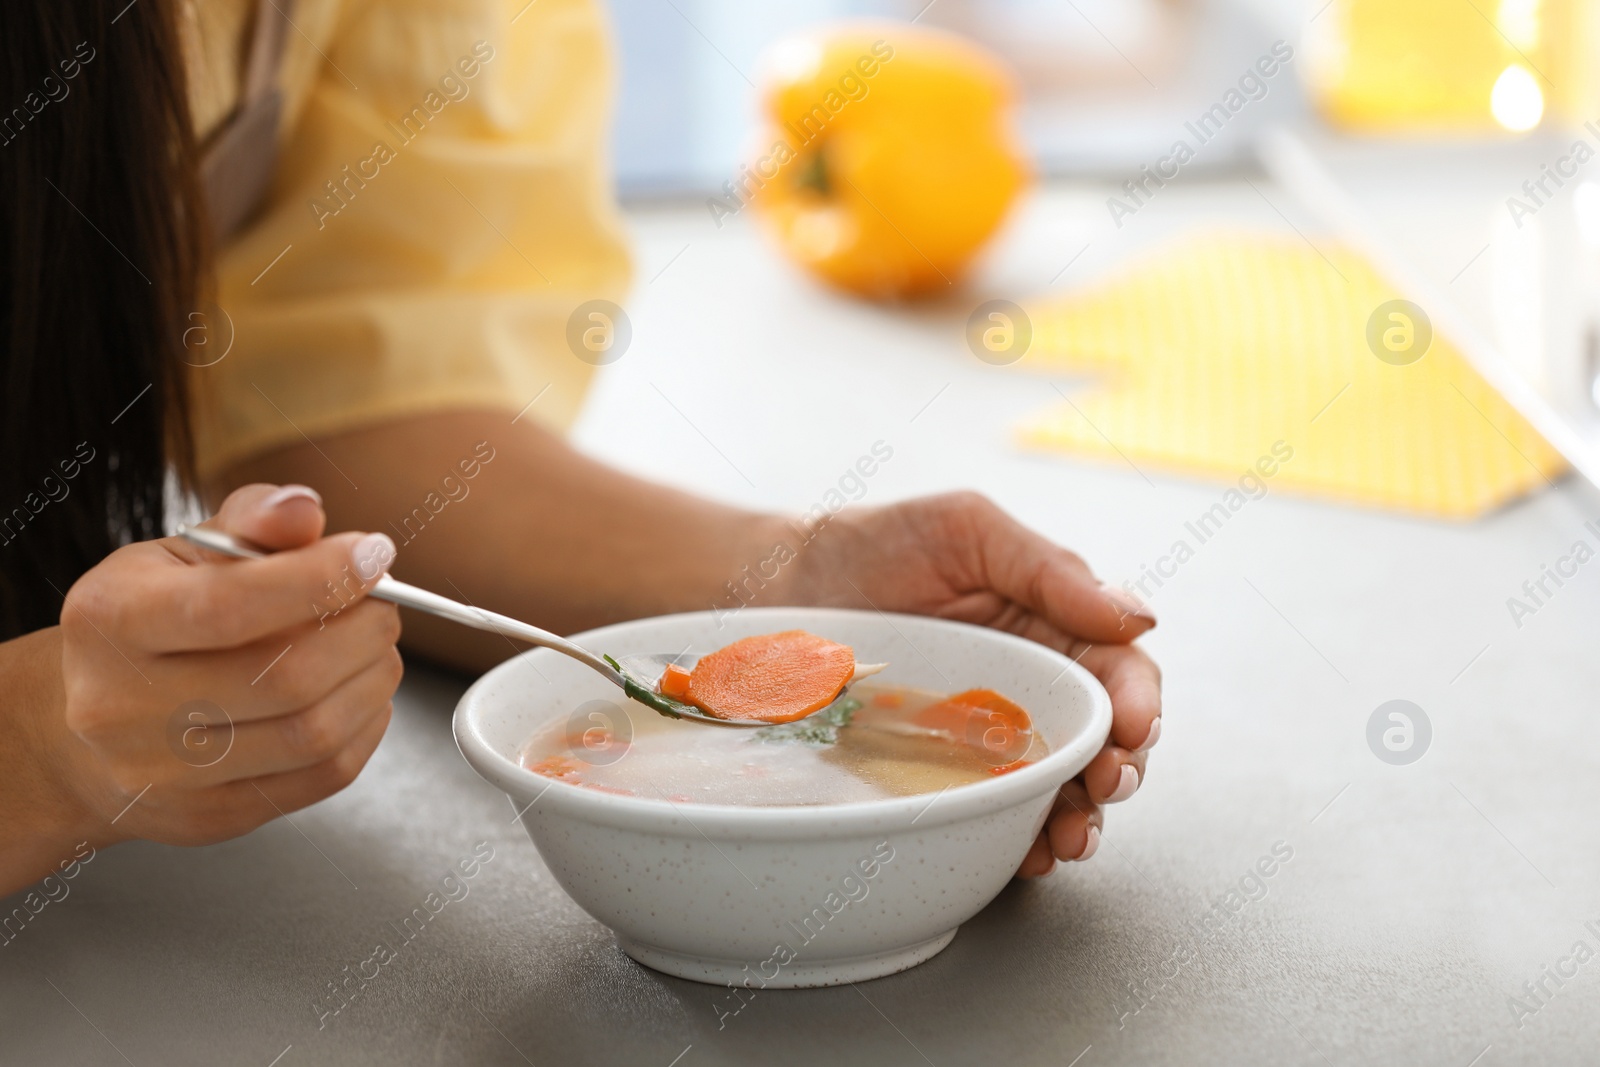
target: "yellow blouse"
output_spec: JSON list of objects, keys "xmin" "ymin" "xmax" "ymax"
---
[{"xmin": 183, "ymin": 0, "xmax": 631, "ymax": 481}]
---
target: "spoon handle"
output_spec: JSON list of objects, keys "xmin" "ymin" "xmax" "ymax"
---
[{"xmin": 178, "ymin": 526, "xmax": 625, "ymax": 687}]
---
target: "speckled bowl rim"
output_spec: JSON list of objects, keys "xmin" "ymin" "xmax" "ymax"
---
[{"xmin": 453, "ymin": 607, "xmax": 1113, "ymax": 839}]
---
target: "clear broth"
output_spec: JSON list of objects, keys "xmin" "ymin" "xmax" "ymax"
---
[{"xmin": 520, "ymin": 684, "xmax": 1046, "ymax": 806}]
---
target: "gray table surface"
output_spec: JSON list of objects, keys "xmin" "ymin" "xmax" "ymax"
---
[{"xmin": 6, "ymin": 185, "xmax": 1600, "ymax": 1066}]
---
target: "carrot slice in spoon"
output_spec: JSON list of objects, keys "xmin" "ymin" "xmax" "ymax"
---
[
  {"xmin": 658, "ymin": 662, "xmax": 693, "ymax": 700},
  {"xmin": 685, "ymin": 630, "xmax": 857, "ymax": 724}
]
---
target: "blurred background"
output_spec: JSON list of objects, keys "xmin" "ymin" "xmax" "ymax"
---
[
  {"xmin": 610, "ymin": 0, "xmax": 1309, "ymax": 195},
  {"xmin": 608, "ymin": 0, "xmax": 1596, "ymax": 192},
  {"xmin": 600, "ymin": 0, "xmax": 1600, "ymax": 507}
]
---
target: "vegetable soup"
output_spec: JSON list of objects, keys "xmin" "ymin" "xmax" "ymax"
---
[{"xmin": 521, "ymin": 684, "xmax": 1046, "ymax": 806}]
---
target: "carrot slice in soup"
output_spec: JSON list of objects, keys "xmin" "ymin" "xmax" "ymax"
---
[
  {"xmin": 988, "ymin": 758, "xmax": 1035, "ymax": 776},
  {"xmin": 686, "ymin": 630, "xmax": 856, "ymax": 723},
  {"xmin": 915, "ymin": 689, "xmax": 1033, "ymax": 762},
  {"xmin": 528, "ymin": 755, "xmax": 586, "ymax": 781}
]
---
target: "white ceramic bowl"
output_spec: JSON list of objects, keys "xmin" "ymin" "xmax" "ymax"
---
[{"xmin": 453, "ymin": 607, "xmax": 1111, "ymax": 988}]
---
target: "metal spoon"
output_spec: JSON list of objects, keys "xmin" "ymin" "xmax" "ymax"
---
[{"xmin": 179, "ymin": 527, "xmax": 883, "ymax": 728}]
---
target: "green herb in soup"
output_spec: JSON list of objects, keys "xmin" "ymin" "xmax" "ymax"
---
[
  {"xmin": 752, "ymin": 696, "xmax": 860, "ymax": 744},
  {"xmin": 521, "ymin": 685, "xmax": 1043, "ymax": 806}
]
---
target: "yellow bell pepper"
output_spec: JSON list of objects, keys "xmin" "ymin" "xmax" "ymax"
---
[{"xmin": 743, "ymin": 22, "xmax": 1029, "ymax": 299}]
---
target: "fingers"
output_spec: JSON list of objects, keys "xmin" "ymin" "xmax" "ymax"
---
[
  {"xmin": 1014, "ymin": 781, "xmax": 1105, "ymax": 878},
  {"xmin": 1072, "ymin": 642, "xmax": 1162, "ymax": 752},
  {"xmin": 1083, "ymin": 745, "xmax": 1145, "ymax": 804},
  {"xmin": 94, "ymin": 696, "xmax": 395, "ymax": 848},
  {"xmin": 949, "ymin": 493, "xmax": 1155, "ymax": 644},
  {"xmin": 236, "ymin": 697, "xmax": 393, "ymax": 816},
  {"xmin": 1015, "ymin": 830, "xmax": 1056, "ymax": 878},
  {"xmin": 976, "ymin": 623, "xmax": 1162, "ymax": 759},
  {"xmin": 123, "ymin": 526, "xmax": 398, "ymax": 653},
  {"xmin": 160, "ymin": 599, "xmax": 401, "ymax": 723},
  {"xmin": 1045, "ymin": 781, "xmax": 1105, "ymax": 866},
  {"xmin": 53, "ymin": 481, "xmax": 406, "ymax": 851},
  {"xmin": 187, "ymin": 648, "xmax": 403, "ymax": 784},
  {"xmin": 211, "ymin": 483, "xmax": 328, "ymax": 550},
  {"xmin": 1057, "ymin": 641, "xmax": 1160, "ymax": 803}
]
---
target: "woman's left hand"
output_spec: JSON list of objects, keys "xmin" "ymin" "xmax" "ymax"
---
[{"xmin": 781, "ymin": 491, "xmax": 1162, "ymax": 878}]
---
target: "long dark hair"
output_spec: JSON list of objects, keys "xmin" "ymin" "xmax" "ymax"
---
[{"xmin": 0, "ymin": 0, "xmax": 206, "ymax": 638}]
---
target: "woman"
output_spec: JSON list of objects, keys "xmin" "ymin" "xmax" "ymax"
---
[{"xmin": 0, "ymin": 0, "xmax": 1161, "ymax": 896}]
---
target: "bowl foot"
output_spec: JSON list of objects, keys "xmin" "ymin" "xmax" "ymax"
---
[{"xmin": 616, "ymin": 928, "xmax": 957, "ymax": 989}]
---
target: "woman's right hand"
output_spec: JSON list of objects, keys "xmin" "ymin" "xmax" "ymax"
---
[{"xmin": 56, "ymin": 483, "xmax": 403, "ymax": 849}]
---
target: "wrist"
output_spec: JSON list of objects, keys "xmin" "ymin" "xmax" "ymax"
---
[
  {"xmin": 749, "ymin": 506, "xmax": 865, "ymax": 611},
  {"xmin": 701, "ymin": 512, "xmax": 796, "ymax": 617},
  {"xmin": 0, "ymin": 628, "xmax": 122, "ymax": 895}
]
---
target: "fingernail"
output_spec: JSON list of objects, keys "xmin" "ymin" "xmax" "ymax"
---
[
  {"xmin": 351, "ymin": 532, "xmax": 396, "ymax": 582},
  {"xmin": 1076, "ymin": 824, "xmax": 1101, "ymax": 861},
  {"xmin": 1105, "ymin": 763, "xmax": 1140, "ymax": 803},
  {"xmin": 1100, "ymin": 582, "xmax": 1157, "ymax": 628},
  {"xmin": 1136, "ymin": 716, "xmax": 1162, "ymax": 752},
  {"xmin": 262, "ymin": 484, "xmax": 322, "ymax": 510}
]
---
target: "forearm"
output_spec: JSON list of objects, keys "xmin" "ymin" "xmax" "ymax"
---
[
  {"xmin": 211, "ymin": 410, "xmax": 788, "ymax": 671},
  {"xmin": 0, "ymin": 628, "xmax": 107, "ymax": 897}
]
